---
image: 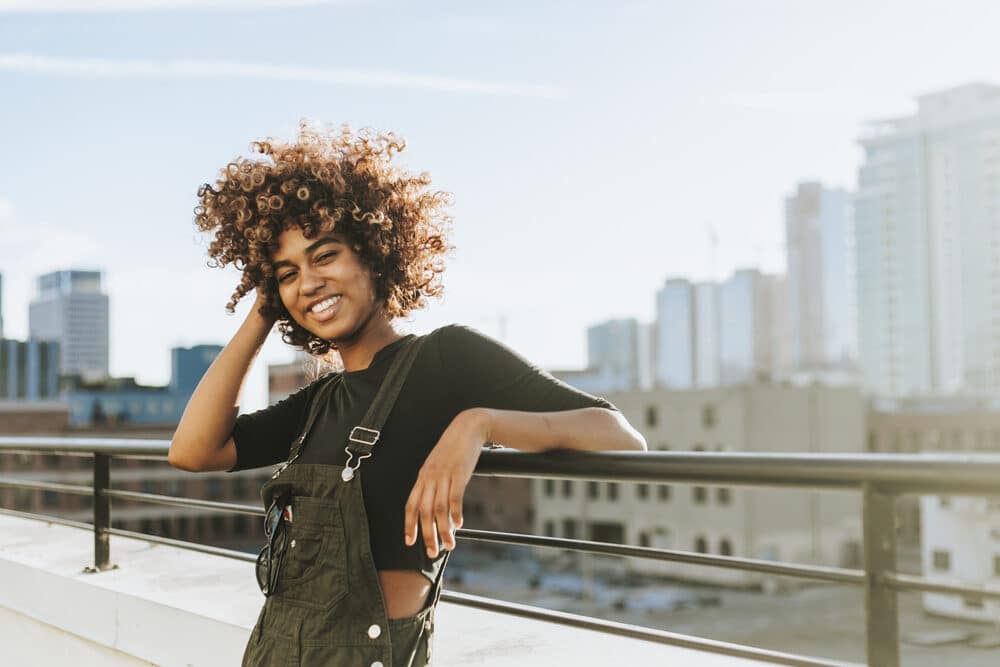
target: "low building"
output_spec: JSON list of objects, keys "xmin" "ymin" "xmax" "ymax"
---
[
  {"xmin": 534, "ymin": 383, "xmax": 865, "ymax": 586},
  {"xmin": 871, "ymin": 396, "xmax": 1000, "ymax": 622}
]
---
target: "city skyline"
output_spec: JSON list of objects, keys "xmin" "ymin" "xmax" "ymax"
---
[{"xmin": 3, "ymin": 1, "xmax": 1000, "ymax": 410}]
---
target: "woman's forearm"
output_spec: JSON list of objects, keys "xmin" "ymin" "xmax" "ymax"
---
[
  {"xmin": 168, "ymin": 301, "xmax": 274, "ymax": 470},
  {"xmin": 470, "ymin": 407, "xmax": 646, "ymax": 453}
]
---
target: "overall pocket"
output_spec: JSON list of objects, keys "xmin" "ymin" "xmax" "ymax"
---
[{"xmin": 275, "ymin": 495, "xmax": 349, "ymax": 611}]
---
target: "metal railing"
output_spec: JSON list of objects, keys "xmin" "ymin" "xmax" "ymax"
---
[{"xmin": 2, "ymin": 437, "xmax": 1000, "ymax": 666}]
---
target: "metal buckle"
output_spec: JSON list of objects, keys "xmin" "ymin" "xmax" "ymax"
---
[{"xmin": 349, "ymin": 426, "xmax": 381, "ymax": 446}]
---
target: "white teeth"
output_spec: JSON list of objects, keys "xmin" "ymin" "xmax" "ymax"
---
[{"xmin": 311, "ymin": 296, "xmax": 341, "ymax": 313}]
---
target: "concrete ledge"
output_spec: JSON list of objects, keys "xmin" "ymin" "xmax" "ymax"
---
[{"xmin": 0, "ymin": 514, "xmax": 774, "ymax": 666}]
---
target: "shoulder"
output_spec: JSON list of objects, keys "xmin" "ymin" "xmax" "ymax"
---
[{"xmin": 425, "ymin": 324, "xmax": 497, "ymax": 348}]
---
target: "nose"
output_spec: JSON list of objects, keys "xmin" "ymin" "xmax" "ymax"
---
[{"xmin": 298, "ymin": 265, "xmax": 325, "ymax": 295}]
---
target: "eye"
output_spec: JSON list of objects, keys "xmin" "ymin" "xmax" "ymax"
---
[
  {"xmin": 277, "ymin": 270, "xmax": 297, "ymax": 284},
  {"xmin": 315, "ymin": 251, "xmax": 337, "ymax": 263}
]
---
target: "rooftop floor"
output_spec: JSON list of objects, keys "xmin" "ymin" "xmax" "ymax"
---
[{"xmin": 0, "ymin": 514, "xmax": 778, "ymax": 666}]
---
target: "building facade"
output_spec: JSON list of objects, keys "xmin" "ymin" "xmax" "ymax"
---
[
  {"xmin": 65, "ymin": 345, "xmax": 221, "ymax": 426},
  {"xmin": 585, "ymin": 319, "xmax": 641, "ymax": 392},
  {"xmin": 29, "ymin": 270, "xmax": 110, "ymax": 382},
  {"xmin": 534, "ymin": 384, "xmax": 865, "ymax": 586},
  {"xmin": 0, "ymin": 338, "xmax": 60, "ymax": 400},
  {"xmin": 655, "ymin": 279, "xmax": 696, "ymax": 388},
  {"xmin": 785, "ymin": 182, "xmax": 856, "ymax": 371},
  {"xmin": 856, "ymin": 83, "xmax": 1000, "ymax": 396}
]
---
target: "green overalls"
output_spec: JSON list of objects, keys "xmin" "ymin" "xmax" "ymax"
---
[{"xmin": 242, "ymin": 337, "xmax": 446, "ymax": 667}]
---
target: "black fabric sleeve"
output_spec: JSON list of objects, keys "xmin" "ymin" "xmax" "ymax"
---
[
  {"xmin": 436, "ymin": 324, "xmax": 617, "ymax": 413},
  {"xmin": 228, "ymin": 383, "xmax": 313, "ymax": 472}
]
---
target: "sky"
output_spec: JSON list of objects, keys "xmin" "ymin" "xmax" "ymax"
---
[{"xmin": 1, "ymin": 0, "xmax": 999, "ymax": 410}]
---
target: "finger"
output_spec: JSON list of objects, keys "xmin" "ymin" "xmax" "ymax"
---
[
  {"xmin": 434, "ymin": 481, "xmax": 454, "ymax": 551},
  {"xmin": 419, "ymin": 482, "xmax": 439, "ymax": 558},
  {"xmin": 448, "ymin": 472, "xmax": 468, "ymax": 532},
  {"xmin": 404, "ymin": 481, "xmax": 422, "ymax": 546}
]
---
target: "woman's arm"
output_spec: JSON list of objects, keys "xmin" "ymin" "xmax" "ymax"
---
[
  {"xmin": 167, "ymin": 293, "xmax": 275, "ymax": 472},
  {"xmin": 474, "ymin": 406, "xmax": 646, "ymax": 453},
  {"xmin": 404, "ymin": 406, "xmax": 646, "ymax": 557}
]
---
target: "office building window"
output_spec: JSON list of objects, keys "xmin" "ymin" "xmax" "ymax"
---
[
  {"xmin": 638, "ymin": 532, "xmax": 650, "ymax": 548},
  {"xmin": 932, "ymin": 549, "xmax": 951, "ymax": 571},
  {"xmin": 544, "ymin": 520, "xmax": 555, "ymax": 537},
  {"xmin": 562, "ymin": 480, "xmax": 573, "ymax": 498},
  {"xmin": 994, "ymin": 555, "xmax": 1000, "ymax": 577},
  {"xmin": 693, "ymin": 486, "xmax": 707, "ymax": 504},
  {"xmin": 719, "ymin": 538, "xmax": 733, "ymax": 556},
  {"xmin": 695, "ymin": 536, "xmax": 708, "ymax": 553},
  {"xmin": 543, "ymin": 479, "xmax": 555, "ymax": 497},
  {"xmin": 587, "ymin": 481, "xmax": 599, "ymax": 499},
  {"xmin": 645, "ymin": 405, "xmax": 658, "ymax": 427},
  {"xmin": 637, "ymin": 483, "xmax": 649, "ymax": 500},
  {"xmin": 717, "ymin": 488, "xmax": 731, "ymax": 505},
  {"xmin": 607, "ymin": 482, "xmax": 619, "ymax": 500},
  {"xmin": 659, "ymin": 484, "xmax": 670, "ymax": 501},
  {"xmin": 562, "ymin": 519, "xmax": 578, "ymax": 540}
]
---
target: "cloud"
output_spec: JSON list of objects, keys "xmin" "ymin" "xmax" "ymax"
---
[
  {"xmin": 0, "ymin": 52, "xmax": 564, "ymax": 99},
  {"xmin": 0, "ymin": 0, "xmax": 343, "ymax": 11},
  {"xmin": 0, "ymin": 199, "xmax": 102, "ymax": 274}
]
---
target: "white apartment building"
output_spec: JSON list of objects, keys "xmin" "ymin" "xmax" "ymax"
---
[
  {"xmin": 693, "ymin": 282, "xmax": 721, "ymax": 387},
  {"xmin": 785, "ymin": 182, "xmax": 856, "ymax": 371},
  {"xmin": 655, "ymin": 279, "xmax": 696, "ymax": 388},
  {"xmin": 718, "ymin": 269, "xmax": 787, "ymax": 384},
  {"xmin": 28, "ymin": 270, "xmax": 109, "ymax": 382},
  {"xmin": 534, "ymin": 384, "xmax": 865, "ymax": 586},
  {"xmin": 586, "ymin": 319, "xmax": 641, "ymax": 392},
  {"xmin": 855, "ymin": 83, "xmax": 1000, "ymax": 396},
  {"xmin": 921, "ymin": 495, "xmax": 1000, "ymax": 623}
]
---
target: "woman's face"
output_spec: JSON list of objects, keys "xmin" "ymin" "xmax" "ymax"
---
[{"xmin": 272, "ymin": 226, "xmax": 385, "ymax": 344}]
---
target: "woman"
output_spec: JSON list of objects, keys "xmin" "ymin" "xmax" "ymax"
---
[{"xmin": 168, "ymin": 122, "xmax": 646, "ymax": 666}]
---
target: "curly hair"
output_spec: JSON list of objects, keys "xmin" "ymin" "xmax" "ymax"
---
[{"xmin": 194, "ymin": 121, "xmax": 452, "ymax": 357}]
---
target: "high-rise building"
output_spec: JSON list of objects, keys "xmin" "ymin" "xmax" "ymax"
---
[
  {"xmin": 0, "ymin": 338, "xmax": 60, "ymax": 400},
  {"xmin": 718, "ymin": 269, "xmax": 777, "ymax": 384},
  {"xmin": 785, "ymin": 182, "xmax": 856, "ymax": 370},
  {"xmin": 655, "ymin": 279, "xmax": 695, "ymax": 388},
  {"xmin": 692, "ymin": 283, "xmax": 720, "ymax": 387},
  {"xmin": 0, "ymin": 271, "xmax": 5, "ymax": 338},
  {"xmin": 855, "ymin": 83, "xmax": 1000, "ymax": 396},
  {"xmin": 29, "ymin": 270, "xmax": 109, "ymax": 382},
  {"xmin": 586, "ymin": 319, "xmax": 640, "ymax": 391}
]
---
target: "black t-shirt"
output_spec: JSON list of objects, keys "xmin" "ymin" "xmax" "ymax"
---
[{"xmin": 230, "ymin": 324, "xmax": 615, "ymax": 574}]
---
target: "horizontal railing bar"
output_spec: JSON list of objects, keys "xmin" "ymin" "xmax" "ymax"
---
[
  {"xmin": 441, "ymin": 590, "xmax": 861, "ymax": 667},
  {"xmin": 0, "ymin": 476, "xmax": 94, "ymax": 496},
  {"xmin": 0, "ymin": 437, "xmax": 167, "ymax": 456},
  {"xmin": 456, "ymin": 529, "xmax": 865, "ymax": 585},
  {"xmin": 476, "ymin": 450, "xmax": 1000, "ymax": 494},
  {"xmin": 102, "ymin": 489, "xmax": 264, "ymax": 516},
  {"xmin": 4, "ymin": 437, "xmax": 1000, "ymax": 494},
  {"xmin": 0, "ymin": 506, "xmax": 94, "ymax": 531},
  {"xmin": 885, "ymin": 572, "xmax": 1000, "ymax": 599},
  {"xmin": 107, "ymin": 527, "xmax": 258, "ymax": 563}
]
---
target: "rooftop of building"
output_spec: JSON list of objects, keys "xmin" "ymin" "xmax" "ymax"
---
[{"xmin": 0, "ymin": 512, "xmax": 777, "ymax": 667}]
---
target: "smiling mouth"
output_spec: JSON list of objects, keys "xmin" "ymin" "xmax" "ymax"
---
[{"xmin": 310, "ymin": 295, "xmax": 342, "ymax": 317}]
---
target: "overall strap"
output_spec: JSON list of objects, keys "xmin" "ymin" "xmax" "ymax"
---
[{"xmin": 345, "ymin": 335, "xmax": 426, "ymax": 457}]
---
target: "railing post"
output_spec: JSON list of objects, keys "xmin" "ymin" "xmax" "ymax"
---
[
  {"xmin": 862, "ymin": 482, "xmax": 899, "ymax": 667},
  {"xmin": 85, "ymin": 453, "xmax": 115, "ymax": 573}
]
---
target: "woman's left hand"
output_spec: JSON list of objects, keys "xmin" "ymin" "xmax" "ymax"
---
[{"xmin": 404, "ymin": 408, "xmax": 490, "ymax": 558}]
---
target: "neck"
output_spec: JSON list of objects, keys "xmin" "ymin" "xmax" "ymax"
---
[{"xmin": 336, "ymin": 313, "xmax": 403, "ymax": 372}]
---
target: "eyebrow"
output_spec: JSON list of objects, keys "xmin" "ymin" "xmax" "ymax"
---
[{"xmin": 272, "ymin": 236, "xmax": 342, "ymax": 270}]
